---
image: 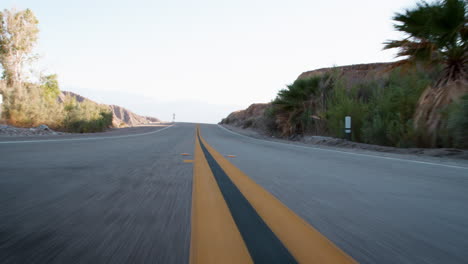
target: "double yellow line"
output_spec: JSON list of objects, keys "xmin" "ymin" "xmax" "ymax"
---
[{"xmin": 190, "ymin": 126, "xmax": 357, "ymax": 264}]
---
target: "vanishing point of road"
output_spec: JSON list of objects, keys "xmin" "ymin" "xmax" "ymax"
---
[{"xmin": 1, "ymin": 123, "xmax": 467, "ymax": 263}]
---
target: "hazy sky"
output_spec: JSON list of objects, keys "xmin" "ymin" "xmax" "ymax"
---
[{"xmin": 3, "ymin": 0, "xmax": 416, "ymax": 123}]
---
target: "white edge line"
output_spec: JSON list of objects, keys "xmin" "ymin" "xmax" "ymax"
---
[
  {"xmin": 0, "ymin": 125, "xmax": 174, "ymax": 144},
  {"xmin": 217, "ymin": 124, "xmax": 468, "ymax": 170}
]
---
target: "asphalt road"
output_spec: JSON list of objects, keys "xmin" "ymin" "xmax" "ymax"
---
[{"xmin": 1, "ymin": 123, "xmax": 468, "ymax": 263}]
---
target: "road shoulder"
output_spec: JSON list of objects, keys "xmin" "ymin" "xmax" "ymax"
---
[
  {"xmin": 0, "ymin": 124, "xmax": 173, "ymax": 143},
  {"xmin": 219, "ymin": 124, "xmax": 468, "ymax": 169}
]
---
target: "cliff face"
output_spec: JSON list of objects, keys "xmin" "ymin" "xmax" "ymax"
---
[{"xmin": 60, "ymin": 91, "xmax": 160, "ymax": 127}]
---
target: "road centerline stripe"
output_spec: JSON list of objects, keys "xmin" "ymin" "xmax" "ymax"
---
[
  {"xmin": 199, "ymin": 126, "xmax": 357, "ymax": 264},
  {"xmin": 198, "ymin": 132, "xmax": 297, "ymax": 264},
  {"xmin": 190, "ymin": 127, "xmax": 253, "ymax": 264}
]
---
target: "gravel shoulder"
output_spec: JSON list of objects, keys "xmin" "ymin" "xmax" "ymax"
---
[
  {"xmin": 220, "ymin": 124, "xmax": 468, "ymax": 165},
  {"xmin": 0, "ymin": 123, "xmax": 172, "ymax": 142}
]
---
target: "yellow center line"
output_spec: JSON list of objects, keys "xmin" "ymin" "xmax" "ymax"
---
[
  {"xmin": 190, "ymin": 126, "xmax": 253, "ymax": 264},
  {"xmin": 198, "ymin": 128, "xmax": 357, "ymax": 264}
]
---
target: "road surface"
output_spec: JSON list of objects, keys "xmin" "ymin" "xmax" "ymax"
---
[{"xmin": 0, "ymin": 123, "xmax": 467, "ymax": 263}]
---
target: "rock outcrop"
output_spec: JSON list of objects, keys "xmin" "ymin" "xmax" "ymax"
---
[{"xmin": 220, "ymin": 103, "xmax": 271, "ymax": 131}]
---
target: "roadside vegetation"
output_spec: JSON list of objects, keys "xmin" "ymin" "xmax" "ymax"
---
[
  {"xmin": 262, "ymin": 0, "xmax": 467, "ymax": 148},
  {"xmin": 0, "ymin": 8, "xmax": 112, "ymax": 132}
]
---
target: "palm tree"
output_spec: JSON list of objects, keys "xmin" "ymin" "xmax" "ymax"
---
[
  {"xmin": 384, "ymin": 0, "xmax": 467, "ymax": 146},
  {"xmin": 273, "ymin": 77, "xmax": 321, "ymax": 136},
  {"xmin": 384, "ymin": 0, "xmax": 467, "ymax": 84}
]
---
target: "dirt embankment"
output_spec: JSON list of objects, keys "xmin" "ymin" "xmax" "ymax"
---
[{"xmin": 298, "ymin": 62, "xmax": 391, "ymax": 85}]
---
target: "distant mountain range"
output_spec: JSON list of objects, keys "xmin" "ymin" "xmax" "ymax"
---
[{"xmin": 59, "ymin": 91, "xmax": 160, "ymax": 127}]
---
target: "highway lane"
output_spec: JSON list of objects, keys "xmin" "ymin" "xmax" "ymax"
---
[
  {"xmin": 200, "ymin": 124, "xmax": 468, "ymax": 264},
  {"xmin": 0, "ymin": 124, "xmax": 194, "ymax": 263}
]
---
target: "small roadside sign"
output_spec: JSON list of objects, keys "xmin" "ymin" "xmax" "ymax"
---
[
  {"xmin": 345, "ymin": 116, "xmax": 351, "ymax": 134},
  {"xmin": 345, "ymin": 116, "xmax": 351, "ymax": 141}
]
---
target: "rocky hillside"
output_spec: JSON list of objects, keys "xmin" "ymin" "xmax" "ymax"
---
[
  {"xmin": 60, "ymin": 91, "xmax": 160, "ymax": 127},
  {"xmin": 220, "ymin": 62, "xmax": 392, "ymax": 132}
]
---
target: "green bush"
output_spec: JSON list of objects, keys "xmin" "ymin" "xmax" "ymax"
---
[
  {"xmin": 2, "ymin": 83, "xmax": 63, "ymax": 128},
  {"xmin": 262, "ymin": 105, "xmax": 279, "ymax": 135},
  {"xmin": 2, "ymin": 82, "xmax": 113, "ymax": 133},
  {"xmin": 62, "ymin": 96, "xmax": 112, "ymax": 133},
  {"xmin": 447, "ymin": 94, "xmax": 468, "ymax": 148},
  {"xmin": 40, "ymin": 74, "xmax": 60, "ymax": 103},
  {"xmin": 263, "ymin": 64, "xmax": 454, "ymax": 148},
  {"xmin": 325, "ymin": 80, "xmax": 368, "ymax": 141},
  {"xmin": 361, "ymin": 68, "xmax": 431, "ymax": 147}
]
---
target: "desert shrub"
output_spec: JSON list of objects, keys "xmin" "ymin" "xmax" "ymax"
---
[
  {"xmin": 266, "ymin": 64, "xmax": 449, "ymax": 148},
  {"xmin": 361, "ymin": 68, "xmax": 431, "ymax": 147},
  {"xmin": 62, "ymin": 96, "xmax": 112, "ymax": 133},
  {"xmin": 63, "ymin": 111, "xmax": 112, "ymax": 133},
  {"xmin": 325, "ymin": 78, "xmax": 368, "ymax": 141},
  {"xmin": 324, "ymin": 67, "xmax": 433, "ymax": 146},
  {"xmin": 446, "ymin": 94, "xmax": 468, "ymax": 148},
  {"xmin": 262, "ymin": 105, "xmax": 279, "ymax": 135},
  {"xmin": 40, "ymin": 74, "xmax": 60, "ymax": 103},
  {"xmin": 242, "ymin": 119, "xmax": 253, "ymax": 128},
  {"xmin": 2, "ymin": 81, "xmax": 112, "ymax": 133},
  {"xmin": 2, "ymin": 83, "xmax": 63, "ymax": 128}
]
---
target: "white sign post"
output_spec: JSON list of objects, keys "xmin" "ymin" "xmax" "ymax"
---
[{"xmin": 345, "ymin": 116, "xmax": 351, "ymax": 141}]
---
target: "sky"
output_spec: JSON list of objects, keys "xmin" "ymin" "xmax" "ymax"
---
[{"xmin": 3, "ymin": 0, "xmax": 417, "ymax": 123}]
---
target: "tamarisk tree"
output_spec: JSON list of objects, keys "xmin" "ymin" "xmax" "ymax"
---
[{"xmin": 0, "ymin": 8, "xmax": 39, "ymax": 87}]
